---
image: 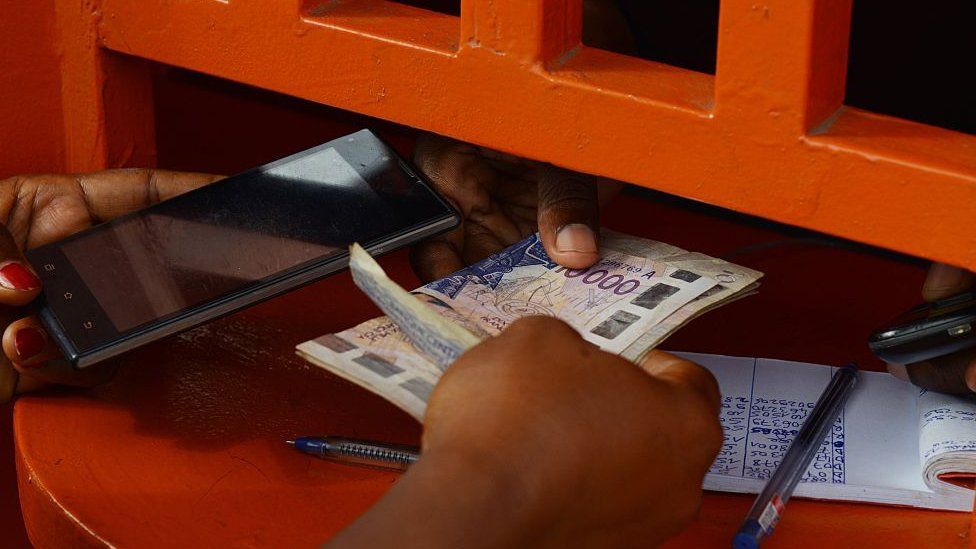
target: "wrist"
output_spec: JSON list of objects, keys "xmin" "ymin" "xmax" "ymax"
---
[
  {"xmin": 408, "ymin": 445, "xmax": 550, "ymax": 547},
  {"xmin": 328, "ymin": 443, "xmax": 554, "ymax": 548}
]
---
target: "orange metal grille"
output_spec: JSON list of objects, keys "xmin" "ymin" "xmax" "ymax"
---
[{"xmin": 57, "ymin": 0, "xmax": 976, "ymax": 269}]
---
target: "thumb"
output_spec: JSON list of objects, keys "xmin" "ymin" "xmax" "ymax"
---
[
  {"xmin": 536, "ymin": 166, "xmax": 600, "ymax": 269},
  {"xmin": 639, "ymin": 350, "xmax": 721, "ymax": 415},
  {"xmin": 922, "ymin": 263, "xmax": 974, "ymax": 302},
  {"xmin": 3, "ymin": 316, "xmax": 115, "ymax": 388},
  {"xmin": 889, "ymin": 347, "xmax": 976, "ymax": 395}
]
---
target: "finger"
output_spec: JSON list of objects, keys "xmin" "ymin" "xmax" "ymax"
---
[
  {"xmin": 410, "ymin": 234, "xmax": 466, "ymax": 282},
  {"xmin": 409, "ymin": 136, "xmax": 469, "ymax": 282},
  {"xmin": 414, "ymin": 134, "xmax": 493, "ymax": 209},
  {"xmin": 459, "ymin": 222, "xmax": 510, "ymax": 266},
  {"xmin": 503, "ymin": 315, "xmax": 580, "ymax": 341},
  {"xmin": 0, "ymin": 225, "xmax": 41, "ymax": 306},
  {"xmin": 892, "ymin": 349, "xmax": 976, "ymax": 394},
  {"xmin": 536, "ymin": 166, "xmax": 600, "ymax": 269},
  {"xmin": 15, "ymin": 372, "xmax": 51, "ymax": 394},
  {"xmin": 3, "ymin": 317, "xmax": 62, "ymax": 368},
  {"xmin": 6, "ymin": 170, "xmax": 221, "ymax": 249},
  {"xmin": 638, "ymin": 350, "xmax": 721, "ymax": 414},
  {"xmin": 0, "ymin": 347, "xmax": 56, "ymax": 404},
  {"xmin": 3, "ymin": 317, "xmax": 116, "ymax": 387},
  {"xmin": 922, "ymin": 263, "xmax": 975, "ymax": 301},
  {"xmin": 415, "ymin": 134, "xmax": 524, "ymax": 245},
  {"xmin": 76, "ymin": 169, "xmax": 222, "ymax": 222}
]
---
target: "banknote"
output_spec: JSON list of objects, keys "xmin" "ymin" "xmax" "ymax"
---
[
  {"xmin": 299, "ymin": 317, "xmax": 440, "ymax": 420},
  {"xmin": 618, "ymin": 252, "xmax": 763, "ymax": 362},
  {"xmin": 411, "ymin": 231, "xmax": 718, "ymax": 354},
  {"xmin": 349, "ymin": 243, "xmax": 481, "ymax": 369},
  {"xmin": 297, "ymin": 231, "xmax": 763, "ymax": 421}
]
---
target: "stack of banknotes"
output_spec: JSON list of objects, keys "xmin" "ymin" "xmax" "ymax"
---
[{"xmin": 297, "ymin": 230, "xmax": 763, "ymax": 421}]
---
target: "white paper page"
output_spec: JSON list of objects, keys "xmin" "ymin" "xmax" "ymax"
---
[
  {"xmin": 676, "ymin": 352, "xmax": 975, "ymax": 511},
  {"xmin": 918, "ymin": 390, "xmax": 976, "ymax": 494}
]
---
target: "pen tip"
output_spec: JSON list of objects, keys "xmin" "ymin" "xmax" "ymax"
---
[{"xmin": 285, "ymin": 440, "xmax": 295, "ymax": 446}]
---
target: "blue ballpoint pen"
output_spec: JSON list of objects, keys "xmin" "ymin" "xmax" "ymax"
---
[
  {"xmin": 733, "ymin": 363, "xmax": 859, "ymax": 549},
  {"xmin": 287, "ymin": 436, "xmax": 420, "ymax": 472}
]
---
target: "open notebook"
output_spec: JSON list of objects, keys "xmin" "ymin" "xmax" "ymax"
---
[{"xmin": 676, "ymin": 352, "xmax": 976, "ymax": 512}]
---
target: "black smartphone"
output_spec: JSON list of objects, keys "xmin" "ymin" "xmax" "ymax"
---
[
  {"xmin": 26, "ymin": 129, "xmax": 459, "ymax": 368},
  {"xmin": 869, "ymin": 290, "xmax": 976, "ymax": 364}
]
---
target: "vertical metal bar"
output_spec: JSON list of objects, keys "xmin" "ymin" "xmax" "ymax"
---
[
  {"xmin": 805, "ymin": 0, "xmax": 853, "ymax": 130},
  {"xmin": 55, "ymin": 0, "xmax": 156, "ymax": 172},
  {"xmin": 461, "ymin": 0, "xmax": 582, "ymax": 65},
  {"xmin": 715, "ymin": 0, "xmax": 852, "ymax": 134}
]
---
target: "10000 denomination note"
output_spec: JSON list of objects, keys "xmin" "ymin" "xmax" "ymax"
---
[
  {"xmin": 414, "ymin": 233, "xmax": 716, "ymax": 354},
  {"xmin": 298, "ymin": 231, "xmax": 762, "ymax": 420}
]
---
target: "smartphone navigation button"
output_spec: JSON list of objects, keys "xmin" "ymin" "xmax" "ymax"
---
[{"xmin": 82, "ymin": 320, "xmax": 94, "ymax": 330}]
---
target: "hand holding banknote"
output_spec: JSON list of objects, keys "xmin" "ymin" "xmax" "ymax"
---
[
  {"xmin": 298, "ymin": 230, "xmax": 763, "ymax": 420},
  {"xmin": 328, "ymin": 317, "xmax": 722, "ymax": 548},
  {"xmin": 411, "ymin": 133, "xmax": 621, "ymax": 281}
]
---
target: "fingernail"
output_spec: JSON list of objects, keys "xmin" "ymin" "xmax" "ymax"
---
[
  {"xmin": 886, "ymin": 362, "xmax": 909, "ymax": 381},
  {"xmin": 923, "ymin": 264, "xmax": 967, "ymax": 297},
  {"xmin": 0, "ymin": 261, "xmax": 40, "ymax": 291},
  {"xmin": 555, "ymin": 224, "xmax": 597, "ymax": 254},
  {"xmin": 14, "ymin": 327, "xmax": 46, "ymax": 363}
]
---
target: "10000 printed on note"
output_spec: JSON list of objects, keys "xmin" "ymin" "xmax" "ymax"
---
[{"xmin": 298, "ymin": 230, "xmax": 763, "ymax": 420}]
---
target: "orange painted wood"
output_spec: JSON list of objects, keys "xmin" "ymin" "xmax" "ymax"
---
[
  {"xmin": 714, "ymin": 0, "xmax": 852, "ymax": 133},
  {"xmin": 83, "ymin": 0, "xmax": 976, "ymax": 270},
  {"xmin": 55, "ymin": 0, "xmax": 157, "ymax": 172},
  {"xmin": 0, "ymin": 4, "xmax": 74, "ymax": 545},
  {"xmin": 460, "ymin": 0, "xmax": 582, "ymax": 64},
  {"xmin": 16, "ymin": 250, "xmax": 425, "ymax": 548},
  {"xmin": 0, "ymin": 2, "xmax": 66, "ymax": 178},
  {"xmin": 302, "ymin": 0, "xmax": 459, "ymax": 55},
  {"xmin": 15, "ymin": 194, "xmax": 976, "ymax": 547}
]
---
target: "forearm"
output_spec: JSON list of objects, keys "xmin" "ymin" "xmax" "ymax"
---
[{"xmin": 325, "ymin": 448, "xmax": 543, "ymax": 548}]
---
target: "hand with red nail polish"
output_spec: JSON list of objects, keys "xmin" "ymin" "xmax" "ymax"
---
[
  {"xmin": 891, "ymin": 264, "xmax": 976, "ymax": 395},
  {"xmin": 13, "ymin": 326, "xmax": 47, "ymax": 364},
  {"xmin": 0, "ymin": 261, "xmax": 41, "ymax": 292},
  {"xmin": 0, "ymin": 169, "xmax": 221, "ymax": 402},
  {"xmin": 408, "ymin": 133, "xmax": 621, "ymax": 284}
]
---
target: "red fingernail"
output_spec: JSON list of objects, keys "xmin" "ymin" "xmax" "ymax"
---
[
  {"xmin": 15, "ymin": 327, "xmax": 46, "ymax": 362},
  {"xmin": 0, "ymin": 262, "xmax": 41, "ymax": 291}
]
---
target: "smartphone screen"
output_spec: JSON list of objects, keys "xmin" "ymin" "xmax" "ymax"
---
[{"xmin": 27, "ymin": 130, "xmax": 458, "ymax": 366}]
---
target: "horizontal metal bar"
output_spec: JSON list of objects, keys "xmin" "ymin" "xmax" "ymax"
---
[{"xmin": 97, "ymin": 0, "xmax": 976, "ymax": 269}]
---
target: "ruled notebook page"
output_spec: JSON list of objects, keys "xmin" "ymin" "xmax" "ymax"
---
[{"xmin": 675, "ymin": 352, "xmax": 975, "ymax": 512}]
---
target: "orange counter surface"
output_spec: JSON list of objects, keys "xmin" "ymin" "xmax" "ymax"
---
[{"xmin": 14, "ymin": 192, "xmax": 975, "ymax": 547}]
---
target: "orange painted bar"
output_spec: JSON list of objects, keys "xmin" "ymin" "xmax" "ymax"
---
[
  {"xmin": 87, "ymin": 0, "xmax": 976, "ymax": 271},
  {"xmin": 460, "ymin": 0, "xmax": 582, "ymax": 64},
  {"xmin": 303, "ymin": 0, "xmax": 459, "ymax": 55},
  {"xmin": 54, "ymin": 0, "xmax": 157, "ymax": 172},
  {"xmin": 715, "ymin": 0, "xmax": 853, "ymax": 133}
]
